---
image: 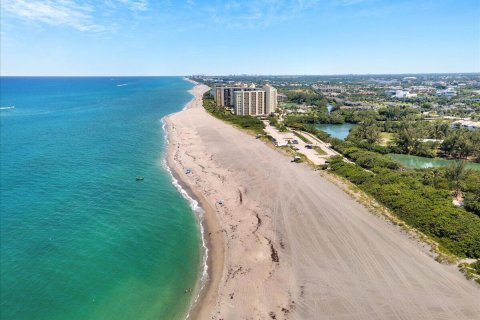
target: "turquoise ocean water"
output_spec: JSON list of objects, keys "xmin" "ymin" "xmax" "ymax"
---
[{"xmin": 0, "ymin": 77, "xmax": 202, "ymax": 320}]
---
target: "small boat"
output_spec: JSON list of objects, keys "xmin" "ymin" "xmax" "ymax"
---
[{"xmin": 136, "ymin": 176, "xmax": 144, "ymax": 181}]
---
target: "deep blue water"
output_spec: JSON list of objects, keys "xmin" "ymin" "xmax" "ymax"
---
[{"xmin": 0, "ymin": 77, "xmax": 201, "ymax": 320}]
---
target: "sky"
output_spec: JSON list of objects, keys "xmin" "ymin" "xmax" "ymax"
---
[{"xmin": 1, "ymin": 0, "xmax": 479, "ymax": 76}]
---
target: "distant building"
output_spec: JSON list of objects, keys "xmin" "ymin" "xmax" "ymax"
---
[
  {"xmin": 451, "ymin": 120, "xmax": 480, "ymax": 130},
  {"xmin": 277, "ymin": 93, "xmax": 288, "ymax": 103},
  {"xmin": 419, "ymin": 138, "xmax": 443, "ymax": 143},
  {"xmin": 315, "ymin": 85, "xmax": 346, "ymax": 93},
  {"xmin": 436, "ymin": 87, "xmax": 457, "ymax": 97},
  {"xmin": 214, "ymin": 83, "xmax": 256, "ymax": 107},
  {"xmin": 411, "ymin": 86, "xmax": 435, "ymax": 93},
  {"xmin": 214, "ymin": 83, "xmax": 277, "ymax": 116},
  {"xmin": 385, "ymin": 89, "xmax": 417, "ymax": 99}
]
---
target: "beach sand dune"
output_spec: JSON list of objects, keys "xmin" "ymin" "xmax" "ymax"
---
[{"xmin": 166, "ymin": 84, "xmax": 480, "ymax": 320}]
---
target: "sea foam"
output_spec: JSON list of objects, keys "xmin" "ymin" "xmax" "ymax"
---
[{"xmin": 160, "ymin": 117, "xmax": 209, "ymax": 319}]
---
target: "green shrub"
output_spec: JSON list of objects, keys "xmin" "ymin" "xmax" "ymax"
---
[
  {"xmin": 471, "ymin": 260, "xmax": 480, "ymax": 274},
  {"xmin": 464, "ymin": 193, "xmax": 480, "ymax": 217},
  {"xmin": 328, "ymin": 152, "xmax": 480, "ymax": 258},
  {"xmin": 203, "ymin": 93, "xmax": 265, "ymax": 134},
  {"xmin": 293, "ymin": 131, "xmax": 312, "ymax": 143},
  {"xmin": 329, "ymin": 159, "xmax": 374, "ymax": 185}
]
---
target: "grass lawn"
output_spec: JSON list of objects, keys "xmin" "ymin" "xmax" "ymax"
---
[
  {"xmin": 379, "ymin": 132, "xmax": 394, "ymax": 146},
  {"xmin": 280, "ymin": 102, "xmax": 299, "ymax": 109},
  {"xmin": 293, "ymin": 131, "xmax": 312, "ymax": 143},
  {"xmin": 313, "ymin": 146, "xmax": 327, "ymax": 155}
]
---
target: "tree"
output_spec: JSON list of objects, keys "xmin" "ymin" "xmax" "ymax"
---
[
  {"xmin": 445, "ymin": 160, "xmax": 470, "ymax": 196},
  {"xmin": 429, "ymin": 120, "xmax": 449, "ymax": 139},
  {"xmin": 352, "ymin": 116, "xmax": 381, "ymax": 144},
  {"xmin": 395, "ymin": 121, "xmax": 422, "ymax": 154},
  {"xmin": 440, "ymin": 129, "xmax": 476, "ymax": 159},
  {"xmin": 421, "ymin": 102, "xmax": 432, "ymax": 109}
]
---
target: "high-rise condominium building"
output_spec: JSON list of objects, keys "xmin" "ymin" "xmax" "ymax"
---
[
  {"xmin": 263, "ymin": 84, "xmax": 277, "ymax": 114},
  {"xmin": 213, "ymin": 83, "xmax": 277, "ymax": 116},
  {"xmin": 233, "ymin": 90, "xmax": 265, "ymax": 116}
]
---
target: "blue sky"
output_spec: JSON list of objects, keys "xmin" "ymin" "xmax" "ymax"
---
[{"xmin": 1, "ymin": 0, "xmax": 479, "ymax": 75}]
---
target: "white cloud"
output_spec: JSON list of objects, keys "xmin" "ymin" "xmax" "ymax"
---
[
  {"xmin": 333, "ymin": 0, "xmax": 365, "ymax": 6},
  {"xmin": 205, "ymin": 0, "xmax": 320, "ymax": 29},
  {"xmin": 1, "ymin": 0, "xmax": 105, "ymax": 32},
  {"xmin": 116, "ymin": 0, "xmax": 148, "ymax": 12},
  {"xmin": 1, "ymin": 0, "xmax": 149, "ymax": 33}
]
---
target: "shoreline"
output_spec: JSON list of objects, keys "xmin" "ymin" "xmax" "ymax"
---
[
  {"xmin": 160, "ymin": 149, "xmax": 209, "ymax": 314},
  {"xmin": 166, "ymin": 155, "xmax": 224, "ymax": 320},
  {"xmin": 166, "ymin": 81, "xmax": 480, "ymax": 319},
  {"xmin": 164, "ymin": 83, "xmax": 224, "ymax": 319}
]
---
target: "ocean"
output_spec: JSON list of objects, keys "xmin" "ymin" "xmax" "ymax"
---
[{"xmin": 0, "ymin": 77, "xmax": 202, "ymax": 320}]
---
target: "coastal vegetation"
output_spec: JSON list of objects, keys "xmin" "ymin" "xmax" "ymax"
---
[
  {"xmin": 282, "ymin": 87, "xmax": 327, "ymax": 108},
  {"xmin": 195, "ymin": 74, "xmax": 480, "ymax": 282},
  {"xmin": 313, "ymin": 146, "xmax": 327, "ymax": 155},
  {"xmin": 203, "ymin": 93, "xmax": 265, "ymax": 134},
  {"xmin": 283, "ymin": 108, "xmax": 480, "ymax": 162},
  {"xmin": 460, "ymin": 260, "xmax": 480, "ymax": 284},
  {"xmin": 282, "ymin": 121, "xmax": 480, "ymax": 260},
  {"xmin": 268, "ymin": 114, "xmax": 287, "ymax": 132},
  {"xmin": 328, "ymin": 150, "xmax": 480, "ymax": 259}
]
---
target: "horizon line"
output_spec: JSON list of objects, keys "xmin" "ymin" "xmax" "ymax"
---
[{"xmin": 1, "ymin": 72, "xmax": 479, "ymax": 78}]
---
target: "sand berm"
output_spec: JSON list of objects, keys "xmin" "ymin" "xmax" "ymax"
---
[{"xmin": 165, "ymin": 83, "xmax": 480, "ymax": 320}]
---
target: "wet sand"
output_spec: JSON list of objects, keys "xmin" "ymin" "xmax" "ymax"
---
[{"xmin": 166, "ymin": 84, "xmax": 480, "ymax": 319}]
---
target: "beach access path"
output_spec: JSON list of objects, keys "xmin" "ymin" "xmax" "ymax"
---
[{"xmin": 166, "ymin": 84, "xmax": 480, "ymax": 320}]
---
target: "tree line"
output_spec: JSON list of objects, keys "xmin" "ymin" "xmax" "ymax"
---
[
  {"xmin": 281, "ymin": 120, "xmax": 480, "ymax": 260},
  {"xmin": 283, "ymin": 106, "xmax": 480, "ymax": 162}
]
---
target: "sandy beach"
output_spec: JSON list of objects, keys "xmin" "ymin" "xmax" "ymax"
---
[{"xmin": 166, "ymin": 84, "xmax": 480, "ymax": 320}]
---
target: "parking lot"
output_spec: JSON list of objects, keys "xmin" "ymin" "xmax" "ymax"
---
[{"xmin": 262, "ymin": 121, "xmax": 339, "ymax": 165}]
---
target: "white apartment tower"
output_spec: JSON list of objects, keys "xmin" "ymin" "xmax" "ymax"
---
[
  {"xmin": 233, "ymin": 90, "xmax": 265, "ymax": 116},
  {"xmin": 263, "ymin": 84, "xmax": 277, "ymax": 114},
  {"xmin": 213, "ymin": 83, "xmax": 277, "ymax": 116}
]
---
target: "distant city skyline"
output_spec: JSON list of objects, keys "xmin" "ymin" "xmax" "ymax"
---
[{"xmin": 1, "ymin": 0, "xmax": 479, "ymax": 76}]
